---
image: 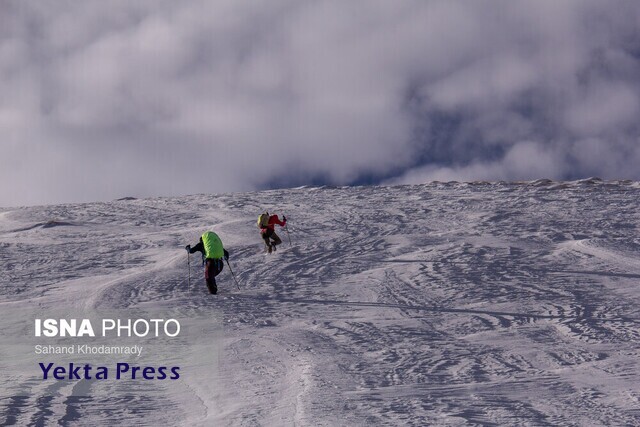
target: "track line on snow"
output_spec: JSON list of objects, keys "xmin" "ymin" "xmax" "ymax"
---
[{"xmin": 226, "ymin": 294, "xmax": 640, "ymax": 324}]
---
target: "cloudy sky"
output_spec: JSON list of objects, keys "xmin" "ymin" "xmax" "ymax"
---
[{"xmin": 2, "ymin": 0, "xmax": 640, "ymax": 206}]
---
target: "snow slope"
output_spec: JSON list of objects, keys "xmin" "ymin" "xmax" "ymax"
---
[{"xmin": 2, "ymin": 180, "xmax": 640, "ymax": 426}]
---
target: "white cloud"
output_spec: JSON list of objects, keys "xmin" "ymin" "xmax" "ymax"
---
[
  {"xmin": 387, "ymin": 141, "xmax": 565, "ymax": 184},
  {"xmin": 1, "ymin": 0, "xmax": 640, "ymax": 206},
  {"xmin": 427, "ymin": 54, "xmax": 537, "ymax": 111},
  {"xmin": 564, "ymin": 82, "xmax": 639, "ymax": 136}
]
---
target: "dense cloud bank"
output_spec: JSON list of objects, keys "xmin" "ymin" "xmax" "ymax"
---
[{"xmin": 1, "ymin": 0, "xmax": 639, "ymax": 205}]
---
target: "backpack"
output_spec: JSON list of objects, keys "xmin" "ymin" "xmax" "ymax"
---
[{"xmin": 257, "ymin": 213, "xmax": 269, "ymax": 229}]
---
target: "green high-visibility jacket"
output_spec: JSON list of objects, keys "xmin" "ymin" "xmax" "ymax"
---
[{"xmin": 201, "ymin": 231, "xmax": 224, "ymax": 259}]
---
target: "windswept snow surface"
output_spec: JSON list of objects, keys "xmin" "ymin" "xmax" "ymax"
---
[{"xmin": 2, "ymin": 180, "xmax": 640, "ymax": 426}]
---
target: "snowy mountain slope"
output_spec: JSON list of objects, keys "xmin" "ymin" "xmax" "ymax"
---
[{"xmin": 2, "ymin": 180, "xmax": 640, "ymax": 426}]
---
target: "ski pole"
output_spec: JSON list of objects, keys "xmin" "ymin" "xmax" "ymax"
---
[{"xmin": 225, "ymin": 259, "xmax": 241, "ymax": 290}]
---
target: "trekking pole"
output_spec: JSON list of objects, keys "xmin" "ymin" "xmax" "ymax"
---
[
  {"xmin": 187, "ymin": 251, "xmax": 191, "ymax": 291},
  {"xmin": 225, "ymin": 259, "xmax": 241, "ymax": 290},
  {"xmin": 284, "ymin": 216, "xmax": 292, "ymax": 246},
  {"xmin": 285, "ymin": 225, "xmax": 291, "ymax": 246}
]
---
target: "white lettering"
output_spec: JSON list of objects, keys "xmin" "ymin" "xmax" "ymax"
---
[
  {"xmin": 43, "ymin": 319, "xmax": 58, "ymax": 337},
  {"xmin": 117, "ymin": 319, "xmax": 131, "ymax": 337},
  {"xmin": 164, "ymin": 319, "xmax": 180, "ymax": 337},
  {"xmin": 102, "ymin": 319, "xmax": 116, "ymax": 336},
  {"xmin": 133, "ymin": 319, "xmax": 149, "ymax": 337},
  {"xmin": 34, "ymin": 319, "xmax": 95, "ymax": 337}
]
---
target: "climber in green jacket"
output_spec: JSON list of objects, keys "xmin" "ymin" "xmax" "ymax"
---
[{"xmin": 186, "ymin": 231, "xmax": 229, "ymax": 295}]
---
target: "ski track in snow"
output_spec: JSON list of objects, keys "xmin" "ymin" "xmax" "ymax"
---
[{"xmin": 2, "ymin": 180, "xmax": 640, "ymax": 426}]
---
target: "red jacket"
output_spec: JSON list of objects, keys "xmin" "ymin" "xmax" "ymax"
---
[{"xmin": 261, "ymin": 215, "xmax": 286, "ymax": 233}]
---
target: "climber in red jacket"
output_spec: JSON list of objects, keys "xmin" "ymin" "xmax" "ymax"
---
[{"xmin": 257, "ymin": 212, "xmax": 287, "ymax": 253}]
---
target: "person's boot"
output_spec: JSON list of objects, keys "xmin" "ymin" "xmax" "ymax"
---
[
  {"xmin": 207, "ymin": 278, "xmax": 217, "ymax": 295},
  {"xmin": 268, "ymin": 244, "xmax": 272, "ymax": 254}
]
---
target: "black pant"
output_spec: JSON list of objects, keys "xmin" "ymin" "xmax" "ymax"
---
[
  {"xmin": 262, "ymin": 228, "xmax": 282, "ymax": 247},
  {"xmin": 205, "ymin": 258, "xmax": 224, "ymax": 294}
]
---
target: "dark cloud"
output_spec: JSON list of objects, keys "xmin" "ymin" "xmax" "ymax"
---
[{"xmin": 1, "ymin": 0, "xmax": 639, "ymax": 206}]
